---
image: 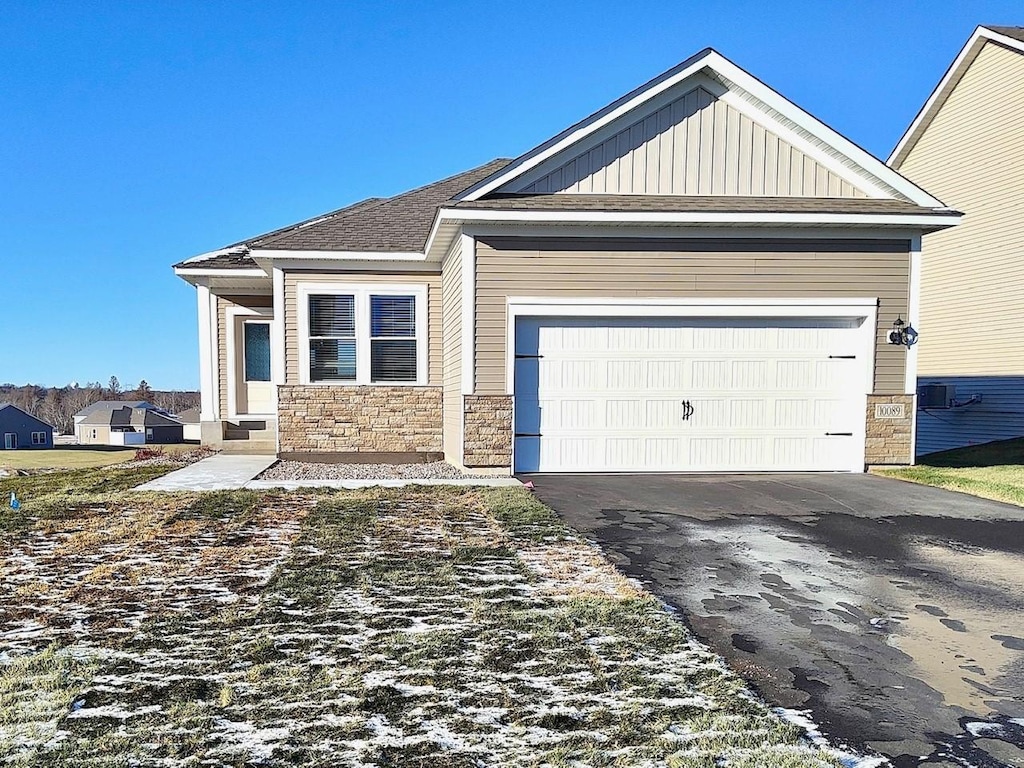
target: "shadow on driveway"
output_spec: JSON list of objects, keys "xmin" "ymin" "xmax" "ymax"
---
[{"xmin": 531, "ymin": 473, "xmax": 1024, "ymax": 768}]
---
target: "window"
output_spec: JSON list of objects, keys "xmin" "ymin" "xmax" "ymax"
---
[
  {"xmin": 4, "ymin": 433, "xmax": 16, "ymax": 450},
  {"xmin": 31, "ymin": 432, "xmax": 46, "ymax": 445},
  {"xmin": 302, "ymin": 285, "xmax": 426, "ymax": 385},
  {"xmin": 243, "ymin": 322, "xmax": 272, "ymax": 382}
]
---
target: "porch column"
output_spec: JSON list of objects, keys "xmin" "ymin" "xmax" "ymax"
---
[{"xmin": 197, "ymin": 283, "xmax": 217, "ymax": 421}]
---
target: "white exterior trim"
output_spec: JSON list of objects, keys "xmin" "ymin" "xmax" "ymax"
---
[
  {"xmin": 460, "ymin": 233, "xmax": 476, "ymax": 396},
  {"xmin": 208, "ymin": 288, "xmax": 220, "ymax": 420},
  {"xmin": 255, "ymin": 249, "xmax": 425, "ymax": 261},
  {"xmin": 251, "ymin": 257, "xmax": 437, "ymax": 273},
  {"xmin": 197, "ymin": 283, "xmax": 215, "ymax": 421},
  {"xmin": 225, "ymin": 306, "xmax": 276, "ymax": 419},
  {"xmin": 175, "ymin": 267, "xmax": 267, "ymax": 278},
  {"xmin": 272, "ymin": 267, "xmax": 286, "ymax": 388},
  {"xmin": 457, "ymin": 49, "xmax": 945, "ymax": 208},
  {"xmin": 295, "ymin": 281, "xmax": 429, "ymax": 387},
  {"xmin": 889, "ymin": 26, "xmax": 1024, "ymax": 167},
  {"xmin": 441, "ymin": 208, "xmax": 961, "ymax": 228},
  {"xmin": 461, "ymin": 224, "xmax": 924, "ymax": 241},
  {"xmin": 504, "ymin": 297, "xmax": 877, "ymax": 474},
  {"xmin": 906, "ymin": 235, "xmax": 922, "ymax": 395}
]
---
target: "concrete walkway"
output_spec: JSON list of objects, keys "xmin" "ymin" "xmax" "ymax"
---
[
  {"xmin": 134, "ymin": 455, "xmax": 522, "ymax": 491},
  {"xmin": 133, "ymin": 454, "xmax": 278, "ymax": 491}
]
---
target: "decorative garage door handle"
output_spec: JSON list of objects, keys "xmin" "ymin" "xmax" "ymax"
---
[{"xmin": 681, "ymin": 401, "xmax": 694, "ymax": 421}]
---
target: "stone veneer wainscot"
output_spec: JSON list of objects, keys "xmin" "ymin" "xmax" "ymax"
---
[
  {"xmin": 864, "ymin": 394, "xmax": 915, "ymax": 466},
  {"xmin": 278, "ymin": 385, "xmax": 442, "ymax": 455},
  {"xmin": 463, "ymin": 395, "xmax": 513, "ymax": 467}
]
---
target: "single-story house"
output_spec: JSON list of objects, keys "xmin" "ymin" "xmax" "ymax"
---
[
  {"xmin": 174, "ymin": 47, "xmax": 960, "ymax": 474},
  {"xmin": 887, "ymin": 25, "xmax": 1024, "ymax": 456},
  {"xmin": 0, "ymin": 403, "xmax": 55, "ymax": 450},
  {"xmin": 76, "ymin": 402, "xmax": 184, "ymax": 445}
]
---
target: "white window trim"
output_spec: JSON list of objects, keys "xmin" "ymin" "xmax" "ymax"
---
[
  {"xmin": 504, "ymin": 296, "xmax": 878, "ymax": 474},
  {"xmin": 225, "ymin": 306, "xmax": 275, "ymax": 419},
  {"xmin": 4, "ymin": 433, "xmax": 16, "ymax": 450},
  {"xmin": 297, "ymin": 282, "xmax": 428, "ymax": 387}
]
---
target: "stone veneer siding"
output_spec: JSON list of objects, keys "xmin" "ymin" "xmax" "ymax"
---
[
  {"xmin": 278, "ymin": 385, "xmax": 442, "ymax": 454},
  {"xmin": 864, "ymin": 394, "xmax": 915, "ymax": 466},
  {"xmin": 463, "ymin": 395, "xmax": 513, "ymax": 467}
]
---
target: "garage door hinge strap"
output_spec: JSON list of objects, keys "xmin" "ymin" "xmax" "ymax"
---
[
  {"xmin": 825, "ymin": 432, "xmax": 853, "ymax": 436},
  {"xmin": 828, "ymin": 355, "xmax": 856, "ymax": 359}
]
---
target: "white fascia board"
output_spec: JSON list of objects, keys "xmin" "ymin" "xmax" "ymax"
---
[
  {"xmin": 174, "ymin": 267, "xmax": 268, "ymax": 278},
  {"xmin": 251, "ymin": 256, "xmax": 439, "ymax": 273},
  {"xmin": 196, "ymin": 283, "xmax": 215, "ymax": 421},
  {"xmin": 461, "ymin": 223, "xmax": 922, "ymax": 241},
  {"xmin": 254, "ymin": 249, "xmax": 425, "ymax": 261},
  {"xmin": 441, "ymin": 207, "xmax": 962, "ymax": 229},
  {"xmin": 455, "ymin": 50, "xmax": 716, "ymax": 201},
  {"xmin": 704, "ymin": 52, "xmax": 947, "ymax": 207},
  {"xmin": 888, "ymin": 26, "xmax": 1024, "ymax": 168}
]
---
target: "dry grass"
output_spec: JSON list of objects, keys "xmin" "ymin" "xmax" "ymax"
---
[
  {"xmin": 0, "ymin": 471, "xmax": 853, "ymax": 767},
  {"xmin": 876, "ymin": 437, "xmax": 1024, "ymax": 506},
  {"xmin": 0, "ymin": 444, "xmax": 197, "ymax": 471}
]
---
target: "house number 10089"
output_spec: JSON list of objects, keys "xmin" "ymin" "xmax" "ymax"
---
[{"xmin": 874, "ymin": 403, "xmax": 906, "ymax": 419}]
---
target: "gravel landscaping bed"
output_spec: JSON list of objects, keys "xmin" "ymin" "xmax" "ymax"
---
[{"xmin": 257, "ymin": 459, "xmax": 505, "ymax": 481}]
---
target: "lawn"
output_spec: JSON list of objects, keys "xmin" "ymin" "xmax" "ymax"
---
[
  {"xmin": 0, "ymin": 448, "xmax": 138, "ymax": 471},
  {"xmin": 875, "ymin": 436, "xmax": 1024, "ymax": 506},
  {"xmin": 0, "ymin": 466, "xmax": 858, "ymax": 767}
]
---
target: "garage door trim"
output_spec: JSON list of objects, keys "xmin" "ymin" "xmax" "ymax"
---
[{"xmin": 505, "ymin": 297, "xmax": 878, "ymax": 473}]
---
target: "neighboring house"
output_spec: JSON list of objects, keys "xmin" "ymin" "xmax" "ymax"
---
[
  {"xmin": 175, "ymin": 48, "xmax": 959, "ymax": 474},
  {"xmin": 75, "ymin": 402, "xmax": 184, "ymax": 445},
  {"xmin": 0, "ymin": 403, "xmax": 54, "ymax": 450},
  {"xmin": 73, "ymin": 400, "xmax": 154, "ymax": 440},
  {"xmin": 177, "ymin": 407, "xmax": 202, "ymax": 442},
  {"xmin": 888, "ymin": 25, "xmax": 1024, "ymax": 456}
]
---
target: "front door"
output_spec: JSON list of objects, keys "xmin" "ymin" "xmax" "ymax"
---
[
  {"xmin": 4, "ymin": 433, "xmax": 17, "ymax": 450},
  {"xmin": 236, "ymin": 318, "xmax": 274, "ymax": 415}
]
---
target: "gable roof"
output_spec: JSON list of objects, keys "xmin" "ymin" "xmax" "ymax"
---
[
  {"xmin": 456, "ymin": 48, "xmax": 946, "ymax": 208},
  {"xmin": 175, "ymin": 160, "xmax": 509, "ymax": 270},
  {"xmin": 889, "ymin": 25, "xmax": 1024, "ymax": 168},
  {"xmin": 75, "ymin": 400, "xmax": 155, "ymax": 421},
  {"xmin": 0, "ymin": 403, "xmax": 55, "ymax": 429}
]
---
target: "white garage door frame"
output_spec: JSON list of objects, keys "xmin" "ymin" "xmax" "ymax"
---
[{"xmin": 505, "ymin": 297, "xmax": 878, "ymax": 474}]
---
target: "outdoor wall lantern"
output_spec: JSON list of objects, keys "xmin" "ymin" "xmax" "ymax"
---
[{"xmin": 888, "ymin": 316, "xmax": 918, "ymax": 347}]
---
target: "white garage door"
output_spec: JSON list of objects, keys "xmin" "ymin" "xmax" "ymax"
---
[{"xmin": 513, "ymin": 316, "xmax": 868, "ymax": 473}]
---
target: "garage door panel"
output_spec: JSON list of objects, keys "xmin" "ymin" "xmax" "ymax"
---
[{"xmin": 514, "ymin": 316, "xmax": 867, "ymax": 473}]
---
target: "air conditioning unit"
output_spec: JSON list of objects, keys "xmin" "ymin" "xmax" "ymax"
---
[{"xmin": 918, "ymin": 384, "xmax": 953, "ymax": 409}]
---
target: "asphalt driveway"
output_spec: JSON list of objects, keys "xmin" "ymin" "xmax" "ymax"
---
[{"xmin": 530, "ymin": 473, "xmax": 1024, "ymax": 768}]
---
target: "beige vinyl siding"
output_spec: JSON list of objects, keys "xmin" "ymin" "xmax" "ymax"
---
[
  {"xmin": 474, "ymin": 237, "xmax": 909, "ymax": 395},
  {"xmin": 441, "ymin": 238, "xmax": 464, "ymax": 462},
  {"xmin": 896, "ymin": 41, "xmax": 1024, "ymax": 376},
  {"xmin": 216, "ymin": 294, "xmax": 273, "ymax": 418},
  {"xmin": 514, "ymin": 87, "xmax": 867, "ymax": 198},
  {"xmin": 283, "ymin": 271, "xmax": 442, "ymax": 386}
]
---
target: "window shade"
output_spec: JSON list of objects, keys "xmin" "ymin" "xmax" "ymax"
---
[
  {"xmin": 371, "ymin": 295, "xmax": 416, "ymax": 382},
  {"xmin": 309, "ymin": 295, "xmax": 355, "ymax": 337}
]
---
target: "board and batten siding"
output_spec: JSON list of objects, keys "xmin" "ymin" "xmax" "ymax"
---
[
  {"xmin": 216, "ymin": 294, "xmax": 273, "ymax": 419},
  {"xmin": 283, "ymin": 271, "xmax": 443, "ymax": 386},
  {"xmin": 895, "ymin": 41, "xmax": 1024, "ymax": 377},
  {"xmin": 511, "ymin": 87, "xmax": 867, "ymax": 198},
  {"xmin": 440, "ymin": 238, "xmax": 464, "ymax": 462},
  {"xmin": 474, "ymin": 237, "xmax": 910, "ymax": 395},
  {"xmin": 916, "ymin": 376, "xmax": 1024, "ymax": 456}
]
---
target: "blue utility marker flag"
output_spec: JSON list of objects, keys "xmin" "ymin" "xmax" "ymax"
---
[{"xmin": 10, "ymin": 492, "xmax": 20, "ymax": 510}]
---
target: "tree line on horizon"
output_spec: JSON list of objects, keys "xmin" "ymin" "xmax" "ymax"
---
[{"xmin": 0, "ymin": 377, "xmax": 200, "ymax": 435}]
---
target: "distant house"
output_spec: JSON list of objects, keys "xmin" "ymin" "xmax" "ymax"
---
[
  {"xmin": 75, "ymin": 402, "xmax": 184, "ymax": 445},
  {"xmin": 888, "ymin": 25, "xmax": 1024, "ymax": 455},
  {"xmin": 176, "ymin": 407, "xmax": 201, "ymax": 442},
  {"xmin": 0, "ymin": 403, "xmax": 55, "ymax": 450}
]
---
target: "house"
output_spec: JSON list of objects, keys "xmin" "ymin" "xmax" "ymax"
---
[
  {"xmin": 73, "ymin": 400, "xmax": 155, "ymax": 438},
  {"xmin": 888, "ymin": 25, "xmax": 1024, "ymax": 456},
  {"xmin": 174, "ymin": 48, "xmax": 959, "ymax": 474},
  {"xmin": 176, "ymin": 407, "xmax": 202, "ymax": 442},
  {"xmin": 75, "ymin": 402, "xmax": 184, "ymax": 445},
  {"xmin": 0, "ymin": 404, "xmax": 54, "ymax": 450}
]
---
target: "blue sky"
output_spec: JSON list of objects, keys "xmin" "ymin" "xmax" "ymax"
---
[{"xmin": 2, "ymin": 1, "xmax": 1019, "ymax": 389}]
